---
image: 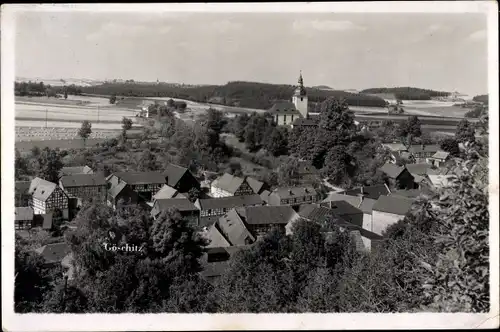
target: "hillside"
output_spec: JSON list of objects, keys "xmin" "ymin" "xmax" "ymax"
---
[
  {"xmin": 361, "ymin": 87, "xmax": 451, "ymax": 100},
  {"xmin": 78, "ymin": 81, "xmax": 387, "ymax": 109},
  {"xmin": 472, "ymin": 94, "xmax": 488, "ymax": 105}
]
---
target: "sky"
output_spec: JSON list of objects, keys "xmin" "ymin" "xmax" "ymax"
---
[{"xmin": 15, "ymin": 11, "xmax": 489, "ymax": 95}]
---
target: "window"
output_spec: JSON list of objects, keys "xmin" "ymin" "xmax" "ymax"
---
[{"xmin": 283, "ymin": 114, "xmax": 287, "ymax": 124}]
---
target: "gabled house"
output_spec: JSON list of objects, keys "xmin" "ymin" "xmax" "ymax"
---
[
  {"xmin": 108, "ymin": 171, "xmax": 166, "ymax": 201},
  {"xmin": 15, "ymin": 207, "xmax": 34, "ymax": 230},
  {"xmin": 59, "ymin": 165, "xmax": 94, "ymax": 178},
  {"xmin": 408, "ymin": 144, "xmax": 440, "ymax": 163},
  {"xmin": 34, "ymin": 242, "xmax": 71, "ymax": 267},
  {"xmin": 379, "ymin": 163, "xmax": 415, "ymax": 190},
  {"xmin": 235, "ymin": 205, "xmax": 300, "ymax": 237},
  {"xmin": 372, "ymin": 195, "xmax": 414, "ymax": 236},
  {"xmin": 311, "ymin": 200, "xmax": 363, "ymax": 227},
  {"xmin": 210, "ymin": 173, "xmax": 265, "ymax": 197},
  {"xmin": 59, "ymin": 173, "xmax": 107, "ymax": 205},
  {"xmin": 427, "ymin": 151, "xmax": 450, "ymax": 167},
  {"xmin": 152, "ymin": 184, "xmax": 186, "ymax": 201},
  {"xmin": 267, "ymin": 186, "xmax": 319, "ymax": 208},
  {"xmin": 206, "ymin": 209, "xmax": 256, "ymax": 247},
  {"xmin": 163, "ymin": 163, "xmax": 200, "ymax": 193},
  {"xmin": 195, "ymin": 195, "xmax": 264, "ymax": 227},
  {"xmin": 106, "ymin": 180, "xmax": 139, "ymax": 210},
  {"xmin": 344, "ymin": 184, "xmax": 391, "ymax": 200},
  {"xmin": 150, "ymin": 198, "xmax": 200, "ymax": 226},
  {"xmin": 28, "ymin": 177, "xmax": 69, "ymax": 219},
  {"xmin": 15, "ymin": 181, "xmax": 31, "ymax": 207}
]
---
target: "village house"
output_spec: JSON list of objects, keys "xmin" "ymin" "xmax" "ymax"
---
[
  {"xmin": 379, "ymin": 163, "xmax": 416, "ymax": 190},
  {"xmin": 310, "ymin": 200, "xmax": 364, "ymax": 227},
  {"xmin": 267, "ymin": 186, "xmax": 319, "ymax": 208},
  {"xmin": 195, "ymin": 194, "xmax": 264, "ymax": 226},
  {"xmin": 151, "ymin": 184, "xmax": 186, "ymax": 202},
  {"xmin": 108, "ymin": 171, "xmax": 166, "ymax": 201},
  {"xmin": 408, "ymin": 144, "xmax": 441, "ymax": 163},
  {"xmin": 59, "ymin": 165, "xmax": 94, "ymax": 178},
  {"xmin": 15, "ymin": 207, "xmax": 34, "ymax": 230},
  {"xmin": 268, "ymin": 72, "xmax": 309, "ymax": 126},
  {"xmin": 206, "ymin": 209, "xmax": 257, "ymax": 247},
  {"xmin": 371, "ymin": 195, "xmax": 414, "ymax": 235},
  {"xmin": 427, "ymin": 174, "xmax": 458, "ymax": 189},
  {"xmin": 210, "ymin": 173, "xmax": 265, "ymax": 197},
  {"xmin": 234, "ymin": 205, "xmax": 300, "ymax": 237},
  {"xmin": 426, "ymin": 151, "xmax": 450, "ymax": 167},
  {"xmin": 106, "ymin": 179, "xmax": 140, "ymax": 210},
  {"xmin": 344, "ymin": 184, "xmax": 391, "ymax": 200},
  {"xmin": 15, "ymin": 181, "xmax": 31, "ymax": 207},
  {"xmin": 150, "ymin": 198, "xmax": 200, "ymax": 226},
  {"xmin": 59, "ymin": 173, "xmax": 107, "ymax": 205},
  {"xmin": 163, "ymin": 163, "xmax": 200, "ymax": 194},
  {"xmin": 28, "ymin": 177, "xmax": 69, "ymax": 220},
  {"xmin": 34, "ymin": 242, "xmax": 72, "ymax": 268}
]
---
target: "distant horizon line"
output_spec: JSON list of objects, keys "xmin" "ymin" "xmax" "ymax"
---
[{"xmin": 14, "ymin": 75, "xmax": 485, "ymax": 96}]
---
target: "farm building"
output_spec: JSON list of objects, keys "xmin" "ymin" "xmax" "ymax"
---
[{"xmin": 28, "ymin": 177, "xmax": 69, "ymax": 220}]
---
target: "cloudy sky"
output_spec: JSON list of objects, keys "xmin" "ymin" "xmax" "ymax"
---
[{"xmin": 15, "ymin": 11, "xmax": 488, "ymax": 95}]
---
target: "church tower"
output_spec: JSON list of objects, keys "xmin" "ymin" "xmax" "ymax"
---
[{"xmin": 292, "ymin": 71, "xmax": 308, "ymax": 118}]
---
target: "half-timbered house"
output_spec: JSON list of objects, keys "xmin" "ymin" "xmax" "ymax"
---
[
  {"xmin": 195, "ymin": 194, "xmax": 264, "ymax": 226},
  {"xmin": 59, "ymin": 173, "xmax": 107, "ymax": 205},
  {"xmin": 28, "ymin": 177, "xmax": 69, "ymax": 220}
]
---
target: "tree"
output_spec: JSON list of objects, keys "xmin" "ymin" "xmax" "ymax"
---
[
  {"xmin": 264, "ymin": 127, "xmax": 288, "ymax": 156},
  {"xmin": 121, "ymin": 117, "xmax": 133, "ymax": 131},
  {"xmin": 64, "ymin": 90, "xmax": 68, "ymax": 100},
  {"xmin": 277, "ymin": 157, "xmax": 301, "ymax": 186},
  {"xmin": 398, "ymin": 116, "xmax": 422, "ymax": 138},
  {"xmin": 455, "ymin": 119, "xmax": 476, "ymax": 144},
  {"xmin": 78, "ymin": 121, "xmax": 92, "ymax": 147},
  {"xmin": 322, "ymin": 145, "xmax": 355, "ymax": 187},
  {"xmin": 234, "ymin": 113, "xmax": 250, "ymax": 142},
  {"xmin": 205, "ymin": 108, "xmax": 226, "ymax": 134},
  {"xmin": 37, "ymin": 147, "xmax": 64, "ymax": 183},
  {"xmin": 439, "ymin": 137, "xmax": 460, "ymax": 156},
  {"xmin": 109, "ymin": 94, "xmax": 117, "ymax": 104},
  {"xmin": 15, "ymin": 148, "xmax": 29, "ymax": 180}
]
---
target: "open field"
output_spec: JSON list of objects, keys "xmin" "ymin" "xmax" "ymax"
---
[
  {"xmin": 15, "ymin": 138, "xmax": 108, "ymax": 152},
  {"xmin": 15, "ymin": 126, "xmax": 123, "ymax": 142}
]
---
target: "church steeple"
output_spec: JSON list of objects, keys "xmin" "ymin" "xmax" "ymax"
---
[{"xmin": 294, "ymin": 70, "xmax": 307, "ymax": 96}]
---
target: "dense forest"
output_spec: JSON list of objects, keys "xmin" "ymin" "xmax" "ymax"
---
[
  {"xmin": 361, "ymin": 87, "xmax": 451, "ymax": 100},
  {"xmin": 78, "ymin": 81, "xmax": 388, "ymax": 109}
]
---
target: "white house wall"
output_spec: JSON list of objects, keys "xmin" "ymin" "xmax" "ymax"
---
[{"xmin": 372, "ymin": 210, "xmax": 405, "ymax": 236}]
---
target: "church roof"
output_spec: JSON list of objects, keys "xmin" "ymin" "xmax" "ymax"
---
[{"xmin": 268, "ymin": 101, "xmax": 301, "ymax": 115}]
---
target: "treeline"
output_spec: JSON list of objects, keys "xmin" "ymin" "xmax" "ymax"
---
[
  {"xmin": 361, "ymin": 87, "xmax": 451, "ymax": 100},
  {"xmin": 78, "ymin": 81, "xmax": 387, "ymax": 109},
  {"xmin": 472, "ymin": 94, "xmax": 488, "ymax": 105},
  {"xmin": 15, "ymin": 81, "xmax": 83, "ymax": 97}
]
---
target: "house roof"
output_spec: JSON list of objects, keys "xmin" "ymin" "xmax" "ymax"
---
[
  {"xmin": 236, "ymin": 205, "xmax": 299, "ymax": 225},
  {"xmin": 29, "ymin": 177, "xmax": 58, "ymax": 202},
  {"xmin": 163, "ymin": 163, "xmax": 190, "ymax": 187},
  {"xmin": 245, "ymin": 177, "xmax": 264, "ymax": 194},
  {"xmin": 427, "ymin": 174, "xmax": 457, "ymax": 188},
  {"xmin": 358, "ymin": 198, "xmax": 377, "ymax": 214},
  {"xmin": 373, "ymin": 195, "xmax": 414, "ymax": 215},
  {"xmin": 379, "ymin": 163, "xmax": 405, "ymax": 179},
  {"xmin": 217, "ymin": 209, "xmax": 256, "ymax": 246},
  {"xmin": 107, "ymin": 181, "xmax": 128, "ymax": 199},
  {"xmin": 431, "ymin": 151, "xmax": 450, "ymax": 160},
  {"xmin": 154, "ymin": 198, "xmax": 198, "ymax": 212},
  {"xmin": 212, "ymin": 173, "xmax": 245, "ymax": 194},
  {"xmin": 405, "ymin": 163, "xmax": 433, "ymax": 176},
  {"xmin": 260, "ymin": 190, "xmax": 271, "ymax": 203},
  {"xmin": 15, "ymin": 207, "xmax": 34, "ymax": 221},
  {"xmin": 113, "ymin": 172, "xmax": 166, "ymax": 185},
  {"xmin": 322, "ymin": 192, "xmax": 362, "ymax": 207},
  {"xmin": 298, "ymin": 204, "xmax": 341, "ymax": 224},
  {"xmin": 60, "ymin": 173, "xmax": 107, "ymax": 187},
  {"xmin": 382, "ymin": 143, "xmax": 408, "ymax": 152},
  {"xmin": 34, "ymin": 242, "xmax": 71, "ymax": 265},
  {"xmin": 205, "ymin": 224, "xmax": 232, "ymax": 248},
  {"xmin": 408, "ymin": 145, "xmax": 440, "ymax": 154},
  {"xmin": 391, "ymin": 189, "xmax": 426, "ymax": 200},
  {"xmin": 153, "ymin": 184, "xmax": 185, "ymax": 200},
  {"xmin": 271, "ymin": 186, "xmax": 317, "ymax": 200},
  {"xmin": 293, "ymin": 118, "xmax": 318, "ymax": 127},
  {"xmin": 59, "ymin": 166, "xmax": 93, "ymax": 177},
  {"xmin": 268, "ymin": 101, "xmax": 301, "ymax": 115},
  {"xmin": 321, "ymin": 200, "xmax": 363, "ymax": 216},
  {"xmin": 196, "ymin": 195, "xmax": 263, "ymax": 210},
  {"xmin": 344, "ymin": 185, "xmax": 391, "ymax": 200}
]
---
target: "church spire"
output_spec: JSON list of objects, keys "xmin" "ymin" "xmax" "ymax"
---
[
  {"xmin": 298, "ymin": 70, "xmax": 303, "ymax": 86},
  {"xmin": 295, "ymin": 70, "xmax": 306, "ymax": 96}
]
